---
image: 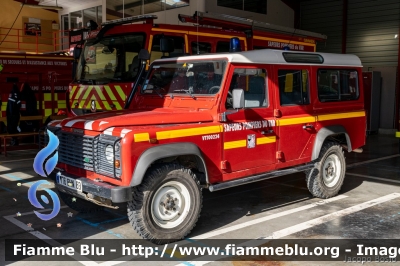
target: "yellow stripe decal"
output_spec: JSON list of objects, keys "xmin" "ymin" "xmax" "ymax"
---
[
  {"xmin": 95, "ymin": 86, "xmax": 106, "ymax": 100},
  {"xmin": 26, "ymin": 56, "xmax": 73, "ymax": 60},
  {"xmin": 70, "ymin": 86, "xmax": 77, "ymax": 97},
  {"xmin": 74, "ymin": 86, "xmax": 84, "ymax": 100},
  {"xmin": 318, "ymin": 111, "xmax": 365, "ymax": 121},
  {"xmin": 184, "ymin": 34, "xmax": 189, "ymax": 53},
  {"xmin": 156, "ymin": 125, "xmax": 223, "ymax": 140},
  {"xmin": 104, "ymin": 86, "xmax": 117, "ymax": 101},
  {"xmin": 152, "ymin": 28, "xmax": 188, "ymax": 34},
  {"xmin": 44, "ymin": 94, "xmax": 52, "ymax": 101},
  {"xmin": 134, "ymin": 133, "xmax": 150, "ymax": 142},
  {"xmin": 277, "ymin": 116, "xmax": 316, "ymax": 126},
  {"xmin": 224, "ymin": 140, "xmax": 246, "ymax": 150},
  {"xmin": 257, "ymin": 136, "xmax": 276, "ymax": 145},
  {"xmin": 81, "ymin": 86, "xmax": 92, "ymax": 100},
  {"xmin": 114, "ymin": 86, "xmax": 126, "ymax": 101}
]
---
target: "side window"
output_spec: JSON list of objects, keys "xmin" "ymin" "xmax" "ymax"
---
[
  {"xmin": 191, "ymin": 42, "xmax": 211, "ymax": 55},
  {"xmin": 278, "ymin": 69, "xmax": 310, "ymax": 106},
  {"xmin": 216, "ymin": 41, "xmax": 230, "ymax": 53},
  {"xmin": 226, "ymin": 68, "xmax": 267, "ymax": 109},
  {"xmin": 318, "ymin": 69, "xmax": 359, "ymax": 102},
  {"xmin": 150, "ymin": 35, "xmax": 185, "ymax": 62}
]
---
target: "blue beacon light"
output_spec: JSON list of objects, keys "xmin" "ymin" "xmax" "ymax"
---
[{"xmin": 229, "ymin": 37, "xmax": 242, "ymax": 52}]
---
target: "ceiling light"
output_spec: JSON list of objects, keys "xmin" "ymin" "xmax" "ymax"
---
[
  {"xmin": 23, "ymin": 4, "xmax": 63, "ymax": 10},
  {"xmin": 395, "ymin": 34, "xmax": 398, "ymax": 39}
]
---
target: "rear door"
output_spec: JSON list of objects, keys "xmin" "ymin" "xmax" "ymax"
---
[{"xmin": 274, "ymin": 66, "xmax": 316, "ymax": 165}]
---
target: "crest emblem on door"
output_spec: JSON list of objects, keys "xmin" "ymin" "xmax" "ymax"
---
[{"xmin": 247, "ymin": 134, "xmax": 255, "ymax": 148}]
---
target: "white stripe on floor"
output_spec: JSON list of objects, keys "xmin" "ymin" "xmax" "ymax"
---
[
  {"xmin": 346, "ymin": 172, "xmax": 400, "ymax": 184},
  {"xmin": 347, "ymin": 154, "xmax": 400, "ymax": 168},
  {"xmin": 191, "ymin": 195, "xmax": 347, "ymax": 240},
  {"xmin": 180, "ymin": 193, "xmax": 400, "ymax": 266},
  {"xmin": 4, "ymin": 207, "xmax": 97, "ymax": 266}
]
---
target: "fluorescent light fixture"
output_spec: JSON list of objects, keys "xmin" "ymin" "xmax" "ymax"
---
[{"xmin": 23, "ymin": 3, "xmax": 63, "ymax": 10}]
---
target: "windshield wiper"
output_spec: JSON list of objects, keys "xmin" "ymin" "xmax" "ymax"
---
[
  {"xmin": 173, "ymin": 87, "xmax": 196, "ymax": 99},
  {"xmin": 77, "ymin": 79, "xmax": 94, "ymax": 84},
  {"xmin": 151, "ymin": 85, "xmax": 164, "ymax": 98}
]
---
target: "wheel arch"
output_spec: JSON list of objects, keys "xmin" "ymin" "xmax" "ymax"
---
[
  {"xmin": 312, "ymin": 125, "xmax": 352, "ymax": 160},
  {"xmin": 130, "ymin": 142, "xmax": 208, "ymax": 187}
]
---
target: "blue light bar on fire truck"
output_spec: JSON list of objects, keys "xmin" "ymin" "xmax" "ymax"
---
[{"xmin": 102, "ymin": 15, "xmax": 158, "ymax": 26}]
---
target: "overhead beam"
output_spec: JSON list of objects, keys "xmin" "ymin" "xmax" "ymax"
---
[{"xmin": 106, "ymin": 8, "xmax": 132, "ymax": 18}]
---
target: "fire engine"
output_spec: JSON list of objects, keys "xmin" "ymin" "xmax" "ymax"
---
[
  {"xmin": 48, "ymin": 46, "xmax": 366, "ymax": 244},
  {"xmin": 0, "ymin": 52, "xmax": 73, "ymax": 121},
  {"xmin": 67, "ymin": 11, "xmax": 327, "ymax": 116}
]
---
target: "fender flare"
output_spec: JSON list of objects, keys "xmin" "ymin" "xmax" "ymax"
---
[
  {"xmin": 312, "ymin": 125, "xmax": 352, "ymax": 160},
  {"xmin": 130, "ymin": 142, "xmax": 208, "ymax": 186}
]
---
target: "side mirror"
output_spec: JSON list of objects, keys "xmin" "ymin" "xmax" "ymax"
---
[
  {"xmin": 73, "ymin": 47, "xmax": 82, "ymax": 59},
  {"xmin": 160, "ymin": 38, "xmax": 174, "ymax": 53},
  {"xmin": 138, "ymin": 48, "xmax": 150, "ymax": 61},
  {"xmin": 232, "ymin": 89, "xmax": 244, "ymax": 109}
]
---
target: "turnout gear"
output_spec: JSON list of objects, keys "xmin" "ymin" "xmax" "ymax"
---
[
  {"xmin": 6, "ymin": 84, "xmax": 21, "ymax": 145},
  {"xmin": 19, "ymin": 83, "xmax": 39, "ymax": 132}
]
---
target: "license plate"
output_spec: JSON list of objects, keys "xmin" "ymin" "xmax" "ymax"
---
[{"xmin": 56, "ymin": 174, "xmax": 82, "ymax": 192}]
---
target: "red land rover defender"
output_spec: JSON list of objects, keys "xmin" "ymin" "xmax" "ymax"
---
[{"xmin": 47, "ymin": 49, "xmax": 366, "ymax": 244}]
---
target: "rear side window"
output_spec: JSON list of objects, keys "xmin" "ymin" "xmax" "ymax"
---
[
  {"xmin": 278, "ymin": 69, "xmax": 310, "ymax": 106},
  {"xmin": 318, "ymin": 69, "xmax": 359, "ymax": 102}
]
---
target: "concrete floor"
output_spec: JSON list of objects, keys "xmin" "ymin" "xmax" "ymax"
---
[{"xmin": 0, "ymin": 135, "xmax": 399, "ymax": 266}]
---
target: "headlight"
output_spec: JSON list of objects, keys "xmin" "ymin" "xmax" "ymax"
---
[{"xmin": 105, "ymin": 145, "xmax": 114, "ymax": 163}]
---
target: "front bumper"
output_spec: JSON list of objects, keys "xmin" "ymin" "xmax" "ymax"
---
[{"xmin": 53, "ymin": 171, "xmax": 132, "ymax": 203}]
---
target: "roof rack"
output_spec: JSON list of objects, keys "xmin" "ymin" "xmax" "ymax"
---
[
  {"xmin": 179, "ymin": 11, "xmax": 327, "ymax": 41},
  {"xmin": 102, "ymin": 14, "xmax": 157, "ymax": 26}
]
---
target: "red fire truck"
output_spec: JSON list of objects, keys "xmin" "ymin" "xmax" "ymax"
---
[
  {"xmin": 67, "ymin": 12, "xmax": 327, "ymax": 116},
  {"xmin": 49, "ymin": 47, "xmax": 366, "ymax": 244},
  {"xmin": 0, "ymin": 52, "xmax": 73, "ymax": 121}
]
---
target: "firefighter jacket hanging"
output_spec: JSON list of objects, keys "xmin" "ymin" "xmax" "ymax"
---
[{"xmin": 6, "ymin": 84, "xmax": 21, "ymax": 134}]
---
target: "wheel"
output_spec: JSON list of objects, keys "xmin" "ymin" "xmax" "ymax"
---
[
  {"xmin": 209, "ymin": 86, "xmax": 220, "ymax": 94},
  {"xmin": 305, "ymin": 142, "xmax": 346, "ymax": 198},
  {"xmin": 128, "ymin": 164, "xmax": 202, "ymax": 244},
  {"xmin": 58, "ymin": 191, "xmax": 104, "ymax": 213}
]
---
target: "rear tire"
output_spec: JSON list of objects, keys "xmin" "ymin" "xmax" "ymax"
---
[
  {"xmin": 128, "ymin": 164, "xmax": 202, "ymax": 244},
  {"xmin": 58, "ymin": 191, "xmax": 104, "ymax": 213},
  {"xmin": 305, "ymin": 142, "xmax": 346, "ymax": 198}
]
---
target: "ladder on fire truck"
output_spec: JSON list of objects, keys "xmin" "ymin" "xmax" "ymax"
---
[{"xmin": 178, "ymin": 11, "xmax": 327, "ymax": 41}]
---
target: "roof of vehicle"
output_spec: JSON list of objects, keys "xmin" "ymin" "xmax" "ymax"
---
[{"xmin": 155, "ymin": 49, "xmax": 362, "ymax": 67}]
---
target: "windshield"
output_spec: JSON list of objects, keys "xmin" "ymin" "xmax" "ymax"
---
[
  {"xmin": 76, "ymin": 33, "xmax": 145, "ymax": 84},
  {"xmin": 142, "ymin": 60, "xmax": 227, "ymax": 96}
]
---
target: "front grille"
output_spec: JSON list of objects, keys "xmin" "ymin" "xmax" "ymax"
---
[
  {"xmin": 45, "ymin": 128, "xmax": 122, "ymax": 179},
  {"xmin": 58, "ymin": 132, "xmax": 95, "ymax": 171}
]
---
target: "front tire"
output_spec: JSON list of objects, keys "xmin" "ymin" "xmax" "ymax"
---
[
  {"xmin": 128, "ymin": 164, "xmax": 202, "ymax": 244},
  {"xmin": 305, "ymin": 142, "xmax": 346, "ymax": 198}
]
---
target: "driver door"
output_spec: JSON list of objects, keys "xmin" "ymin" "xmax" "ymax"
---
[{"xmin": 221, "ymin": 66, "xmax": 277, "ymax": 181}]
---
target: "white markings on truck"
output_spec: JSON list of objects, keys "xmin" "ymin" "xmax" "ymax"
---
[
  {"xmin": 202, "ymin": 134, "xmax": 220, "ymax": 141},
  {"xmin": 223, "ymin": 120, "xmax": 275, "ymax": 132}
]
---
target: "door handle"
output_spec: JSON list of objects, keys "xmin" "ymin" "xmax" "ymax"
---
[{"xmin": 302, "ymin": 124, "xmax": 314, "ymax": 130}]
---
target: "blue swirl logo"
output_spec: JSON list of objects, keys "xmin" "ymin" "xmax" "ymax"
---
[
  {"xmin": 28, "ymin": 180, "xmax": 61, "ymax": 221},
  {"xmin": 33, "ymin": 130, "xmax": 59, "ymax": 177}
]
